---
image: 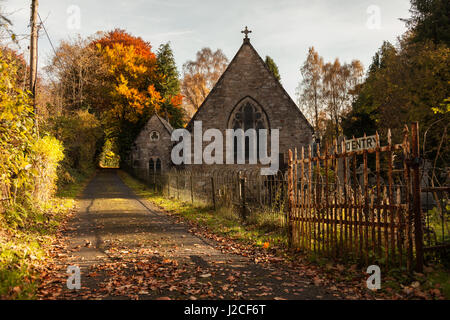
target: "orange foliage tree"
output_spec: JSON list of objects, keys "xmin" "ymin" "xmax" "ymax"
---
[{"xmin": 91, "ymin": 29, "xmax": 183, "ymax": 157}]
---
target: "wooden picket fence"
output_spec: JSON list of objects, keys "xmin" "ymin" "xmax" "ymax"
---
[{"xmin": 287, "ymin": 122, "xmax": 424, "ymax": 272}]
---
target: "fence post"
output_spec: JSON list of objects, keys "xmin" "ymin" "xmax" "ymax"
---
[
  {"xmin": 240, "ymin": 177, "xmax": 247, "ymax": 220},
  {"xmin": 167, "ymin": 173, "xmax": 170, "ymax": 197},
  {"xmin": 411, "ymin": 122, "xmax": 424, "ymax": 272},
  {"xmin": 176, "ymin": 173, "xmax": 180, "ymax": 200},
  {"xmin": 287, "ymin": 149, "xmax": 294, "ymax": 248},
  {"xmin": 211, "ymin": 176, "xmax": 216, "ymax": 210},
  {"xmin": 190, "ymin": 174, "xmax": 194, "ymax": 204}
]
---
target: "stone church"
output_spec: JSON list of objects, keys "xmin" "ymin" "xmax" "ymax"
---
[
  {"xmin": 130, "ymin": 29, "xmax": 313, "ymax": 174},
  {"xmin": 130, "ymin": 114, "xmax": 174, "ymax": 174}
]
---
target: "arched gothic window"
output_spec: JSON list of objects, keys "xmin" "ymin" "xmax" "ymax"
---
[
  {"xmin": 149, "ymin": 159, "xmax": 154, "ymax": 174},
  {"xmin": 228, "ymin": 97, "xmax": 269, "ymax": 161},
  {"xmin": 155, "ymin": 158, "xmax": 162, "ymax": 174},
  {"xmin": 149, "ymin": 158, "xmax": 162, "ymax": 174}
]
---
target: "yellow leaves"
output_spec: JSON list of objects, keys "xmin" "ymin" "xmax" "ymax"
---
[
  {"xmin": 432, "ymin": 97, "xmax": 450, "ymax": 114},
  {"xmin": 96, "ymin": 38, "xmax": 163, "ymax": 123},
  {"xmin": 432, "ymin": 106, "xmax": 450, "ymax": 114},
  {"xmin": 31, "ymin": 136, "xmax": 65, "ymax": 202},
  {"xmin": 32, "ymin": 136, "xmax": 65, "ymax": 164},
  {"xmin": 147, "ymin": 84, "xmax": 164, "ymax": 108},
  {"xmin": 0, "ymin": 51, "xmax": 37, "ymax": 195},
  {"xmin": 103, "ymin": 43, "xmax": 149, "ymax": 78},
  {"xmin": 115, "ymin": 75, "xmax": 130, "ymax": 97}
]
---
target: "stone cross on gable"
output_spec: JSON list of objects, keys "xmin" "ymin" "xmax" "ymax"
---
[{"xmin": 241, "ymin": 26, "xmax": 252, "ymax": 40}]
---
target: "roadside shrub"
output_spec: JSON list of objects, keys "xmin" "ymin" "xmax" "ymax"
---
[
  {"xmin": 0, "ymin": 48, "xmax": 35, "ymax": 211},
  {"xmin": 32, "ymin": 136, "xmax": 64, "ymax": 203},
  {"xmin": 0, "ymin": 50, "xmax": 64, "ymax": 223}
]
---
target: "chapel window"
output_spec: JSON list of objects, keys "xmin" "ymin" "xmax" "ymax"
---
[
  {"xmin": 149, "ymin": 158, "xmax": 162, "ymax": 174},
  {"xmin": 150, "ymin": 131, "xmax": 160, "ymax": 142},
  {"xmin": 149, "ymin": 159, "xmax": 155, "ymax": 174},
  {"xmin": 155, "ymin": 158, "xmax": 162, "ymax": 174},
  {"xmin": 229, "ymin": 99, "xmax": 269, "ymax": 161}
]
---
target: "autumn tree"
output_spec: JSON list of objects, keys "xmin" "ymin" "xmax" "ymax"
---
[
  {"xmin": 45, "ymin": 36, "xmax": 109, "ymax": 114},
  {"xmin": 265, "ymin": 55, "xmax": 281, "ymax": 82},
  {"xmin": 181, "ymin": 47, "xmax": 228, "ymax": 113},
  {"xmin": 297, "ymin": 47, "xmax": 324, "ymax": 135},
  {"xmin": 322, "ymin": 58, "xmax": 363, "ymax": 138},
  {"xmin": 0, "ymin": 45, "xmax": 65, "ymax": 211},
  {"xmin": 0, "ymin": 46, "xmax": 28, "ymax": 90},
  {"xmin": 47, "ymin": 29, "xmax": 186, "ymax": 164},
  {"xmin": 0, "ymin": 49, "xmax": 35, "ymax": 202},
  {"xmin": 49, "ymin": 110, "xmax": 102, "ymax": 176},
  {"xmin": 297, "ymin": 47, "xmax": 363, "ymax": 141},
  {"xmin": 91, "ymin": 29, "xmax": 163, "ymax": 158}
]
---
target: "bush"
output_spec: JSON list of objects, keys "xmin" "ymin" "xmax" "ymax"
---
[
  {"xmin": 32, "ymin": 136, "xmax": 64, "ymax": 203},
  {"xmin": 0, "ymin": 49, "xmax": 65, "ymax": 222},
  {"xmin": 0, "ymin": 48, "xmax": 35, "ymax": 210}
]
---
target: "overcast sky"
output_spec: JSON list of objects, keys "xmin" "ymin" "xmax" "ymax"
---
[{"xmin": 3, "ymin": 0, "xmax": 411, "ymax": 100}]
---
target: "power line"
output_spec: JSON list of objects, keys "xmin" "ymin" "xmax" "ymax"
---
[
  {"xmin": 36, "ymin": 12, "xmax": 65, "ymax": 110},
  {"xmin": 37, "ymin": 12, "xmax": 57, "ymax": 58}
]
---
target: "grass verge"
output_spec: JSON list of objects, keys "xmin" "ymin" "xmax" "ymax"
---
[{"xmin": 0, "ymin": 169, "xmax": 94, "ymax": 299}]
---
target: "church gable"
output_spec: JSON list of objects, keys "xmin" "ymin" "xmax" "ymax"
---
[
  {"xmin": 131, "ymin": 114, "xmax": 173, "ymax": 172},
  {"xmin": 187, "ymin": 37, "xmax": 313, "ymax": 154},
  {"xmin": 134, "ymin": 115, "xmax": 172, "ymax": 145}
]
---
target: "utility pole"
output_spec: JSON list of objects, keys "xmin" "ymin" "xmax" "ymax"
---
[{"xmin": 29, "ymin": 0, "xmax": 39, "ymax": 128}]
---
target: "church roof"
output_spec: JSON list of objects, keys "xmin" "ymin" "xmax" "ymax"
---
[
  {"xmin": 154, "ymin": 113, "xmax": 173, "ymax": 134},
  {"xmin": 187, "ymin": 37, "xmax": 313, "ymax": 132},
  {"xmin": 145, "ymin": 113, "xmax": 173, "ymax": 134}
]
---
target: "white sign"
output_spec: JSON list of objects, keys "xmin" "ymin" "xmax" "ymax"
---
[{"xmin": 345, "ymin": 135, "xmax": 376, "ymax": 152}]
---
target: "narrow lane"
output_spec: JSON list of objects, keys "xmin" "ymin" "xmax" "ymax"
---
[{"xmin": 38, "ymin": 169, "xmax": 340, "ymax": 300}]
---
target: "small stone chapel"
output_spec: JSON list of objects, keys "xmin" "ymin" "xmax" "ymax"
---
[{"xmin": 130, "ymin": 27, "xmax": 313, "ymax": 174}]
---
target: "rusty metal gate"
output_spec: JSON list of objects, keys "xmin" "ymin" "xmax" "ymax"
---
[{"xmin": 287, "ymin": 122, "xmax": 424, "ymax": 272}]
